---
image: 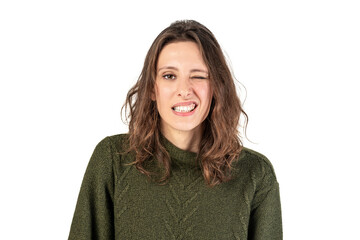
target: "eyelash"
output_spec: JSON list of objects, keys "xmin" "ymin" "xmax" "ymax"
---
[
  {"xmin": 162, "ymin": 74, "xmax": 207, "ymax": 80},
  {"xmin": 193, "ymin": 76, "xmax": 207, "ymax": 80}
]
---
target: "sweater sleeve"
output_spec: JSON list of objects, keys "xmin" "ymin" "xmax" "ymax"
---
[
  {"xmin": 248, "ymin": 157, "xmax": 283, "ymax": 240},
  {"xmin": 68, "ymin": 137, "xmax": 115, "ymax": 240}
]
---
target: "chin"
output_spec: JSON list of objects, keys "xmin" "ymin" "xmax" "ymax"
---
[{"xmin": 172, "ymin": 123, "xmax": 202, "ymax": 133}]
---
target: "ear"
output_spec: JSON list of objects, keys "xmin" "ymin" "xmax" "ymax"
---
[{"xmin": 151, "ymin": 89, "xmax": 156, "ymax": 101}]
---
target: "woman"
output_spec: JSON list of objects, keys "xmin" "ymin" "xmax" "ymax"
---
[{"xmin": 69, "ymin": 20, "xmax": 282, "ymax": 239}]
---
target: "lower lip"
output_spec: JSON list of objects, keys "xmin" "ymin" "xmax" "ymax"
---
[{"xmin": 172, "ymin": 106, "xmax": 197, "ymax": 116}]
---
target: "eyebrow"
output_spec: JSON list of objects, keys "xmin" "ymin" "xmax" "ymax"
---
[{"xmin": 157, "ymin": 66, "xmax": 208, "ymax": 74}]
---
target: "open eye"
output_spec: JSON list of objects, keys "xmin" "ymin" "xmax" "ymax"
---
[{"xmin": 163, "ymin": 74, "xmax": 176, "ymax": 80}]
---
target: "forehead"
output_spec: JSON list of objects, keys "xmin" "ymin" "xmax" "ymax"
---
[{"xmin": 156, "ymin": 41, "xmax": 207, "ymax": 70}]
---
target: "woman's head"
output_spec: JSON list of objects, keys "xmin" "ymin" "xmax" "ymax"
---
[
  {"xmin": 153, "ymin": 41, "xmax": 213, "ymax": 143},
  {"xmin": 123, "ymin": 20, "xmax": 247, "ymax": 186}
]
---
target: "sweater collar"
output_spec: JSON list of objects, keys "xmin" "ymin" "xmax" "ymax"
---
[{"xmin": 160, "ymin": 134, "xmax": 199, "ymax": 167}]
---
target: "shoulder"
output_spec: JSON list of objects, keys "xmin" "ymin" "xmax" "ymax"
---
[
  {"xmin": 106, "ymin": 133, "xmax": 130, "ymax": 152},
  {"xmin": 104, "ymin": 133, "xmax": 135, "ymax": 167},
  {"xmin": 91, "ymin": 133, "xmax": 129, "ymax": 155},
  {"xmin": 232, "ymin": 147, "xmax": 278, "ymax": 185},
  {"xmin": 234, "ymin": 148, "xmax": 281, "ymax": 212},
  {"xmin": 239, "ymin": 147, "xmax": 276, "ymax": 175},
  {"xmin": 89, "ymin": 133, "xmax": 131, "ymax": 167},
  {"xmin": 89, "ymin": 133, "xmax": 133, "ymax": 179}
]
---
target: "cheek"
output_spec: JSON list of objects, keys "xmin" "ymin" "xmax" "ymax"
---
[
  {"xmin": 155, "ymin": 83, "xmax": 174, "ymax": 105},
  {"xmin": 197, "ymin": 82, "xmax": 212, "ymax": 104}
]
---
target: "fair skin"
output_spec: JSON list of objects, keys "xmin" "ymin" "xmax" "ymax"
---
[{"xmin": 152, "ymin": 41, "xmax": 213, "ymax": 152}]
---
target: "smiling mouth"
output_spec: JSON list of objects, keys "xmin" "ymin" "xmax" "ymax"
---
[{"xmin": 172, "ymin": 103, "xmax": 197, "ymax": 113}]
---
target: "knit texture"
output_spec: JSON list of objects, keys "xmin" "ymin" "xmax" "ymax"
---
[{"xmin": 68, "ymin": 134, "xmax": 282, "ymax": 239}]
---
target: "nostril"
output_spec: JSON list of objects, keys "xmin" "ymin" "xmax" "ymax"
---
[{"xmin": 179, "ymin": 89, "xmax": 191, "ymax": 96}]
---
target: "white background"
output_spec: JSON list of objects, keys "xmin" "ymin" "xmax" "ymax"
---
[{"xmin": 1, "ymin": 0, "xmax": 359, "ymax": 239}]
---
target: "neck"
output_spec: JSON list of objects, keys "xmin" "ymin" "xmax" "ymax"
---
[{"xmin": 160, "ymin": 126, "xmax": 203, "ymax": 153}]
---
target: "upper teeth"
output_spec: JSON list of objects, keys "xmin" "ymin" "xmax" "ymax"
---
[{"xmin": 173, "ymin": 103, "xmax": 196, "ymax": 112}]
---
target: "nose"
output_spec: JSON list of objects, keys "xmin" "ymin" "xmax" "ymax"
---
[
  {"xmin": 179, "ymin": 89, "xmax": 191, "ymax": 98},
  {"xmin": 177, "ymin": 77, "xmax": 193, "ymax": 98}
]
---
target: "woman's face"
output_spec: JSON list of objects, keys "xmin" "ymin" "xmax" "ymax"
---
[{"xmin": 152, "ymin": 41, "xmax": 213, "ymax": 137}]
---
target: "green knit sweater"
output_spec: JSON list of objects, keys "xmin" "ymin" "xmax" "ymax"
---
[{"xmin": 68, "ymin": 134, "xmax": 282, "ymax": 239}]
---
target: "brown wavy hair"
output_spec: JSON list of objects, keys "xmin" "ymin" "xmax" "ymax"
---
[{"xmin": 122, "ymin": 20, "xmax": 248, "ymax": 186}]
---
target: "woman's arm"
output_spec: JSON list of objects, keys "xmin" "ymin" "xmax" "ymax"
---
[
  {"xmin": 68, "ymin": 137, "xmax": 115, "ymax": 240},
  {"xmin": 248, "ymin": 156, "xmax": 283, "ymax": 240},
  {"xmin": 248, "ymin": 181, "xmax": 282, "ymax": 239}
]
